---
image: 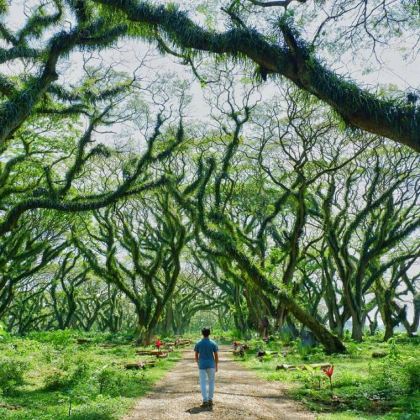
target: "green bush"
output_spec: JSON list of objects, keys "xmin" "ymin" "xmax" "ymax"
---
[
  {"xmin": 27, "ymin": 329, "xmax": 78, "ymax": 346},
  {"xmin": 97, "ymin": 367, "xmax": 127, "ymax": 396},
  {"xmin": 0, "ymin": 358, "xmax": 27, "ymax": 394},
  {"xmin": 44, "ymin": 358, "xmax": 90, "ymax": 391},
  {"xmin": 405, "ymin": 359, "xmax": 420, "ymax": 393},
  {"xmin": 70, "ymin": 359, "xmax": 90, "ymax": 383},
  {"xmin": 0, "ymin": 322, "xmax": 10, "ymax": 339},
  {"xmin": 43, "ymin": 368, "xmax": 70, "ymax": 391},
  {"xmin": 293, "ymin": 338, "xmax": 324, "ymax": 360},
  {"xmin": 372, "ymin": 362, "xmax": 403, "ymax": 398}
]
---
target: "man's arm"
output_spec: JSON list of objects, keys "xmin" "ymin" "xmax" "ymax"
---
[
  {"xmin": 195, "ymin": 351, "xmax": 199, "ymax": 365},
  {"xmin": 214, "ymin": 351, "xmax": 219, "ymax": 372}
]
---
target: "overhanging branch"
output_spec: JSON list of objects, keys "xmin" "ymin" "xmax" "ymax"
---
[{"xmin": 94, "ymin": 0, "xmax": 420, "ymax": 152}]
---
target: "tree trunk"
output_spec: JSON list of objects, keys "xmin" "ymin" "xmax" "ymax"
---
[
  {"xmin": 282, "ymin": 294, "xmax": 347, "ymax": 354},
  {"xmin": 136, "ymin": 325, "xmax": 153, "ymax": 346},
  {"xmin": 400, "ymin": 294, "xmax": 420, "ymax": 336},
  {"xmin": 275, "ymin": 307, "xmax": 288, "ymax": 330},
  {"xmin": 226, "ymin": 240, "xmax": 347, "ymax": 353},
  {"xmin": 375, "ymin": 281, "xmax": 394, "ymax": 341},
  {"xmin": 351, "ymin": 317, "xmax": 364, "ymax": 342}
]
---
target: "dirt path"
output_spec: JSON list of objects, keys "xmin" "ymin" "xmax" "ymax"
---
[{"xmin": 124, "ymin": 345, "xmax": 314, "ymax": 420}]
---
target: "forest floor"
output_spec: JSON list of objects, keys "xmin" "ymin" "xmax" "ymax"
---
[
  {"xmin": 240, "ymin": 335, "xmax": 419, "ymax": 419},
  {"xmin": 0, "ymin": 331, "xmax": 183, "ymax": 419},
  {"xmin": 124, "ymin": 345, "xmax": 314, "ymax": 420}
]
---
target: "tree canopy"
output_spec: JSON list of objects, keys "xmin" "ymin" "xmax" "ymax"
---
[{"xmin": 0, "ymin": 0, "xmax": 418, "ymax": 355}]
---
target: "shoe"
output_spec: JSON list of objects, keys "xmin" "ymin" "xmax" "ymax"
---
[
  {"xmin": 208, "ymin": 400, "xmax": 213, "ymax": 407},
  {"xmin": 200, "ymin": 401, "xmax": 209, "ymax": 408}
]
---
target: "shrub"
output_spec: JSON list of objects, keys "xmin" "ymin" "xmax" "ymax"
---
[
  {"xmin": 294, "ymin": 338, "xmax": 323, "ymax": 360},
  {"xmin": 405, "ymin": 359, "xmax": 420, "ymax": 393},
  {"xmin": 44, "ymin": 368, "xmax": 70, "ymax": 391},
  {"xmin": 0, "ymin": 322, "xmax": 9, "ymax": 340},
  {"xmin": 0, "ymin": 358, "xmax": 27, "ymax": 394},
  {"xmin": 278, "ymin": 331, "xmax": 295, "ymax": 345},
  {"xmin": 97, "ymin": 367, "xmax": 127, "ymax": 396},
  {"xmin": 70, "ymin": 359, "xmax": 90, "ymax": 384},
  {"xmin": 44, "ymin": 358, "xmax": 90, "ymax": 391},
  {"xmin": 27, "ymin": 330, "xmax": 77, "ymax": 346}
]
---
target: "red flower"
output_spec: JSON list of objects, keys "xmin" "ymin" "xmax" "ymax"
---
[
  {"xmin": 155, "ymin": 339, "xmax": 162, "ymax": 349},
  {"xmin": 323, "ymin": 365, "xmax": 334, "ymax": 378}
]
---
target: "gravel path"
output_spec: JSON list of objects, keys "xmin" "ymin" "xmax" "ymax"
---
[{"xmin": 123, "ymin": 345, "xmax": 314, "ymax": 420}]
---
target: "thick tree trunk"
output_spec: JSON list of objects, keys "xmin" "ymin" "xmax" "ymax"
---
[
  {"xmin": 218, "ymin": 236, "xmax": 347, "ymax": 353},
  {"xmin": 281, "ymin": 294, "xmax": 346, "ymax": 354},
  {"xmin": 367, "ymin": 312, "xmax": 379, "ymax": 336},
  {"xmin": 400, "ymin": 294, "xmax": 420, "ymax": 336},
  {"xmin": 136, "ymin": 325, "xmax": 153, "ymax": 346},
  {"xmin": 334, "ymin": 318, "xmax": 345, "ymax": 338},
  {"xmin": 0, "ymin": 280, "xmax": 14, "ymax": 320},
  {"xmin": 375, "ymin": 281, "xmax": 395, "ymax": 341},
  {"xmin": 135, "ymin": 305, "xmax": 153, "ymax": 346},
  {"xmin": 164, "ymin": 303, "xmax": 174, "ymax": 334},
  {"xmin": 285, "ymin": 317, "xmax": 299, "ymax": 339},
  {"xmin": 351, "ymin": 317, "xmax": 364, "ymax": 342},
  {"xmin": 383, "ymin": 319, "xmax": 394, "ymax": 341},
  {"xmin": 233, "ymin": 312, "xmax": 247, "ymax": 335},
  {"xmin": 233, "ymin": 286, "xmax": 248, "ymax": 334},
  {"xmin": 382, "ymin": 290, "xmax": 395, "ymax": 341},
  {"xmin": 275, "ymin": 307, "xmax": 288, "ymax": 330}
]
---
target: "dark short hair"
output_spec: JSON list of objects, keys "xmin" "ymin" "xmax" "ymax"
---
[{"xmin": 201, "ymin": 327, "xmax": 211, "ymax": 337}]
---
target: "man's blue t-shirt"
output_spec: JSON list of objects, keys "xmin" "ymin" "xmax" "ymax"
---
[{"xmin": 194, "ymin": 338, "xmax": 218, "ymax": 369}]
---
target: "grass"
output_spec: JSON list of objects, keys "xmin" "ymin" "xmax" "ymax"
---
[
  {"xmin": 237, "ymin": 334, "xmax": 420, "ymax": 419},
  {"xmin": 0, "ymin": 330, "xmax": 181, "ymax": 419}
]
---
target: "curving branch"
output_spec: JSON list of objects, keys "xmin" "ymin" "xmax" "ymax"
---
[
  {"xmin": 94, "ymin": 0, "xmax": 420, "ymax": 152},
  {"xmin": 0, "ymin": 19, "xmax": 127, "ymax": 147}
]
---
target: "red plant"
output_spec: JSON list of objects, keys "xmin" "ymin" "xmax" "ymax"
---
[
  {"xmin": 322, "ymin": 365, "xmax": 334, "ymax": 378},
  {"xmin": 155, "ymin": 339, "xmax": 162, "ymax": 351},
  {"xmin": 322, "ymin": 365, "xmax": 334, "ymax": 394}
]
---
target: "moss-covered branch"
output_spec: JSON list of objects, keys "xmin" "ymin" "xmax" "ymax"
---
[{"xmin": 94, "ymin": 0, "xmax": 419, "ymax": 152}]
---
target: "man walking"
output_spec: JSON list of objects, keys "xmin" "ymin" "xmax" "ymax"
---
[{"xmin": 194, "ymin": 327, "xmax": 219, "ymax": 408}]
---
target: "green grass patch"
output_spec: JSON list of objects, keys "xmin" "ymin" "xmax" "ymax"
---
[
  {"xmin": 238, "ymin": 334, "xmax": 420, "ymax": 419},
  {"xmin": 0, "ymin": 331, "xmax": 181, "ymax": 419}
]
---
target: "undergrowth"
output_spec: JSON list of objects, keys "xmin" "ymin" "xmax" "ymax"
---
[
  {"xmin": 0, "ymin": 330, "xmax": 181, "ymax": 419},
  {"xmin": 238, "ymin": 333, "xmax": 419, "ymax": 419}
]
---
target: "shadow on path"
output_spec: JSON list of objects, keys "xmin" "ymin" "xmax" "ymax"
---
[{"xmin": 186, "ymin": 405, "xmax": 213, "ymax": 415}]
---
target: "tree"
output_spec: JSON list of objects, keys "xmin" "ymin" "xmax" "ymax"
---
[
  {"xmin": 0, "ymin": 212, "xmax": 67, "ymax": 320},
  {"xmin": 168, "ymin": 83, "xmax": 353, "ymax": 353},
  {"xmin": 318, "ymin": 148, "xmax": 419, "ymax": 341},
  {"xmin": 0, "ymin": 42, "xmax": 183, "ymax": 236},
  {"xmin": 1, "ymin": 1, "xmax": 418, "ymax": 156},
  {"xmin": 48, "ymin": 251, "xmax": 89, "ymax": 330},
  {"xmin": 75, "ymin": 193, "xmax": 188, "ymax": 344}
]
